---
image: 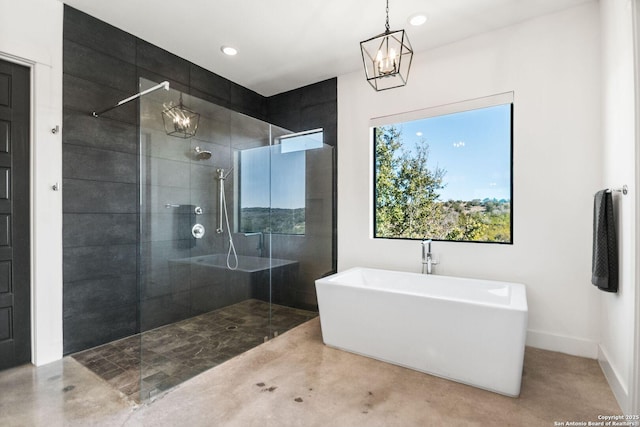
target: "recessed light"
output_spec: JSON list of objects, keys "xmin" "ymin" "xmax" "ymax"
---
[
  {"xmin": 408, "ymin": 13, "xmax": 427, "ymax": 26},
  {"xmin": 221, "ymin": 46, "xmax": 238, "ymax": 56}
]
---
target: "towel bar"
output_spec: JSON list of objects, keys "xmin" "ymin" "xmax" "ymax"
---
[{"xmin": 606, "ymin": 185, "xmax": 628, "ymax": 195}]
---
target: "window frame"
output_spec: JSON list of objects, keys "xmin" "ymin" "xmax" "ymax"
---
[{"xmin": 371, "ymin": 92, "xmax": 514, "ymax": 244}]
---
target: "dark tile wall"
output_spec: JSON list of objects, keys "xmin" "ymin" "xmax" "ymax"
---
[
  {"xmin": 63, "ymin": 8, "xmax": 139, "ymax": 354},
  {"xmin": 62, "ymin": 5, "xmax": 337, "ymax": 354},
  {"xmin": 266, "ymin": 78, "xmax": 337, "ymax": 147}
]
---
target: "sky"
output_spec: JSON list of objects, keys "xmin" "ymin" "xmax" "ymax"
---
[
  {"xmin": 391, "ymin": 104, "xmax": 512, "ymax": 202},
  {"xmin": 239, "ymin": 145, "xmax": 306, "ymax": 209}
]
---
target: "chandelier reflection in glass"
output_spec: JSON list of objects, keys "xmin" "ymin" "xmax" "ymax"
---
[
  {"xmin": 162, "ymin": 93, "xmax": 200, "ymax": 138},
  {"xmin": 360, "ymin": 0, "xmax": 413, "ymax": 91}
]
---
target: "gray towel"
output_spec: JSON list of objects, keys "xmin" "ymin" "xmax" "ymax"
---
[{"xmin": 591, "ymin": 190, "xmax": 618, "ymax": 292}]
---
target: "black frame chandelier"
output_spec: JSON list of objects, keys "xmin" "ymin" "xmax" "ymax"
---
[
  {"xmin": 161, "ymin": 93, "xmax": 200, "ymax": 139},
  {"xmin": 360, "ymin": 0, "xmax": 413, "ymax": 91}
]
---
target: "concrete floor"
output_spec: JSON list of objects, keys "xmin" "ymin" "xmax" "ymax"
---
[{"xmin": 0, "ymin": 318, "xmax": 621, "ymax": 426}]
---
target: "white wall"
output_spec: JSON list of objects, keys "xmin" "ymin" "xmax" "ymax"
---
[
  {"xmin": 338, "ymin": 3, "xmax": 602, "ymax": 358},
  {"xmin": 0, "ymin": 0, "xmax": 64, "ymax": 365},
  {"xmin": 599, "ymin": 0, "xmax": 638, "ymax": 415}
]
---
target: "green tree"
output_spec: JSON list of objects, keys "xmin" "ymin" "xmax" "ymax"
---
[
  {"xmin": 375, "ymin": 126, "xmax": 446, "ymax": 239},
  {"xmin": 447, "ymin": 212, "xmax": 488, "ymax": 241},
  {"xmin": 374, "ymin": 126, "xmax": 404, "ymax": 237}
]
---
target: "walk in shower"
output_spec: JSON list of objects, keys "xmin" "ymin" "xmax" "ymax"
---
[{"xmin": 73, "ymin": 78, "xmax": 334, "ymax": 402}]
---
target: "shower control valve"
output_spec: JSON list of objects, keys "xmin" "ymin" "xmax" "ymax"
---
[{"xmin": 192, "ymin": 224, "xmax": 205, "ymax": 239}]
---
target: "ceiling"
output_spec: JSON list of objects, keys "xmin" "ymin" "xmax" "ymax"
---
[{"xmin": 62, "ymin": 0, "xmax": 593, "ymax": 97}]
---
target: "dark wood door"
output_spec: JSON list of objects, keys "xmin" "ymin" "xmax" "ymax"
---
[{"xmin": 0, "ymin": 59, "xmax": 30, "ymax": 370}]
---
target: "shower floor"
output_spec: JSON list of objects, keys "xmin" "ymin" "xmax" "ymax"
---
[{"xmin": 71, "ymin": 299, "xmax": 317, "ymax": 402}]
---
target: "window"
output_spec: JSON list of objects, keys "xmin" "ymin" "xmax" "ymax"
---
[
  {"xmin": 373, "ymin": 94, "xmax": 513, "ymax": 243},
  {"xmin": 238, "ymin": 129, "xmax": 322, "ymax": 235}
]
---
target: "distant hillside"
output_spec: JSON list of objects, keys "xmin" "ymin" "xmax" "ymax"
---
[
  {"xmin": 376, "ymin": 197, "xmax": 511, "ymax": 243},
  {"xmin": 240, "ymin": 207, "xmax": 305, "ymax": 235},
  {"xmin": 440, "ymin": 199, "xmax": 511, "ymax": 242}
]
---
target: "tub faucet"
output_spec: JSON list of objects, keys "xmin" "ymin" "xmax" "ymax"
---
[
  {"xmin": 421, "ymin": 239, "xmax": 438, "ymax": 274},
  {"xmin": 244, "ymin": 232, "xmax": 264, "ymax": 257}
]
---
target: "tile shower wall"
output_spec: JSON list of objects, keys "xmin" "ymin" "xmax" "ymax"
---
[
  {"xmin": 63, "ymin": 8, "xmax": 138, "ymax": 354},
  {"xmin": 62, "ymin": 6, "xmax": 337, "ymax": 353},
  {"xmin": 267, "ymin": 79, "xmax": 337, "ymax": 148}
]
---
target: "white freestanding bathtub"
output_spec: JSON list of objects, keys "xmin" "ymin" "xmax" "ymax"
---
[{"xmin": 315, "ymin": 267, "xmax": 528, "ymax": 397}]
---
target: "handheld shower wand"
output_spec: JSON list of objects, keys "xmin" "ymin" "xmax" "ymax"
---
[
  {"xmin": 216, "ymin": 168, "xmax": 225, "ymax": 234},
  {"xmin": 216, "ymin": 168, "xmax": 238, "ymax": 270}
]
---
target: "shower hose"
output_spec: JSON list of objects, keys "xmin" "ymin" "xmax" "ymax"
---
[{"xmin": 220, "ymin": 180, "xmax": 239, "ymax": 270}]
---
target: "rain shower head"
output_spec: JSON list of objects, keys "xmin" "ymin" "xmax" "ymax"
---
[{"xmin": 194, "ymin": 146, "xmax": 212, "ymax": 160}]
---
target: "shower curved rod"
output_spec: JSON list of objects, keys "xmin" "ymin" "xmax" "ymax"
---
[{"xmin": 91, "ymin": 81, "xmax": 170, "ymax": 118}]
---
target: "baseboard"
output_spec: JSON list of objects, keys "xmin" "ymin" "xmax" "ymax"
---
[
  {"xmin": 598, "ymin": 345, "xmax": 630, "ymax": 414},
  {"xmin": 526, "ymin": 329, "xmax": 598, "ymax": 358},
  {"xmin": 527, "ymin": 331, "xmax": 631, "ymax": 412}
]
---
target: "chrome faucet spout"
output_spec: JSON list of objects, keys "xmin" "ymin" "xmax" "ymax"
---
[{"xmin": 421, "ymin": 239, "xmax": 438, "ymax": 274}]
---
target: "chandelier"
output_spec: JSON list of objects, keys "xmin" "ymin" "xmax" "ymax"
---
[
  {"xmin": 360, "ymin": 0, "xmax": 413, "ymax": 91},
  {"xmin": 162, "ymin": 93, "xmax": 200, "ymax": 138}
]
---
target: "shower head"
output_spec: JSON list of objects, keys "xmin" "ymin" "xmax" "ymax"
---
[{"xmin": 194, "ymin": 146, "xmax": 212, "ymax": 160}]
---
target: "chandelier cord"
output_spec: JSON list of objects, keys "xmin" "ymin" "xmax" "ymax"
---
[{"xmin": 385, "ymin": 0, "xmax": 390, "ymax": 33}]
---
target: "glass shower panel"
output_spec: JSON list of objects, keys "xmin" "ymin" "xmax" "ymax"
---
[
  {"xmin": 269, "ymin": 131, "xmax": 334, "ymax": 317},
  {"xmin": 139, "ymin": 79, "xmax": 210, "ymax": 401},
  {"xmin": 138, "ymin": 79, "xmax": 283, "ymax": 401},
  {"xmin": 139, "ymin": 81, "xmax": 195, "ymax": 333},
  {"xmin": 229, "ymin": 113, "xmax": 275, "ymax": 339},
  {"xmin": 137, "ymin": 78, "xmax": 331, "ymax": 402}
]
